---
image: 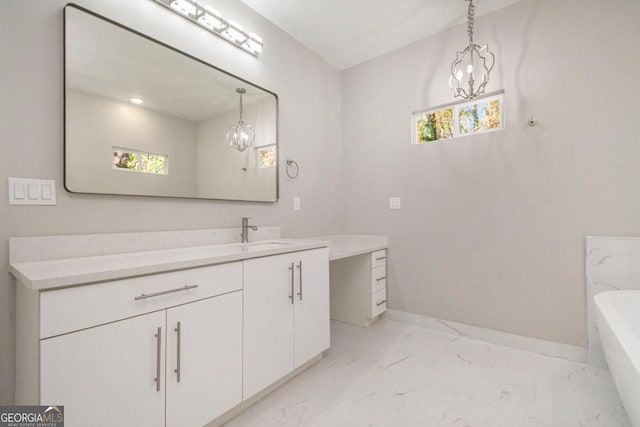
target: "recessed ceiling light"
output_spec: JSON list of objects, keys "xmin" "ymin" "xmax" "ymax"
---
[{"xmin": 130, "ymin": 97, "xmax": 144, "ymax": 105}]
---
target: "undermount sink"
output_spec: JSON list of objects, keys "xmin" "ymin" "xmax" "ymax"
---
[{"xmin": 240, "ymin": 241, "xmax": 293, "ymax": 251}]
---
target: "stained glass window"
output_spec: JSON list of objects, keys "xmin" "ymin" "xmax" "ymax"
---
[
  {"xmin": 415, "ymin": 108, "xmax": 454, "ymax": 143},
  {"xmin": 458, "ymin": 98, "xmax": 501, "ymax": 135},
  {"xmin": 412, "ymin": 93, "xmax": 503, "ymax": 144}
]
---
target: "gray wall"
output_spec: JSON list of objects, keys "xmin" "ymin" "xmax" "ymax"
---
[
  {"xmin": 66, "ymin": 90, "xmax": 198, "ymax": 197},
  {"xmin": 341, "ymin": 0, "xmax": 640, "ymax": 347},
  {"xmin": 0, "ymin": 0, "xmax": 343, "ymax": 404}
]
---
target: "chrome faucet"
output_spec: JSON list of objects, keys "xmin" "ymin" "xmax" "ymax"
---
[{"xmin": 241, "ymin": 217, "xmax": 258, "ymax": 243}]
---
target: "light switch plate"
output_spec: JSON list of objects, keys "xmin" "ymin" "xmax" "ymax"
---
[
  {"xmin": 293, "ymin": 196, "xmax": 301, "ymax": 211},
  {"xmin": 13, "ymin": 182, "xmax": 26, "ymax": 200},
  {"xmin": 389, "ymin": 197, "xmax": 401, "ymax": 210},
  {"xmin": 27, "ymin": 184, "xmax": 39, "ymax": 200},
  {"xmin": 9, "ymin": 178, "xmax": 57, "ymax": 205}
]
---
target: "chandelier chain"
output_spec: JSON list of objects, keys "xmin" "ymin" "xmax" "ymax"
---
[{"xmin": 467, "ymin": 0, "xmax": 475, "ymax": 44}]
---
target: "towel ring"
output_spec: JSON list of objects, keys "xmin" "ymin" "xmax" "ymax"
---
[{"xmin": 285, "ymin": 159, "xmax": 299, "ymax": 179}]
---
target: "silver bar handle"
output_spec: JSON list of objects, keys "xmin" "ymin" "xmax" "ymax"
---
[
  {"xmin": 297, "ymin": 261, "xmax": 303, "ymax": 301},
  {"xmin": 154, "ymin": 327, "xmax": 162, "ymax": 392},
  {"xmin": 376, "ymin": 256, "xmax": 387, "ymax": 261},
  {"xmin": 376, "ymin": 276, "xmax": 387, "ymax": 282},
  {"xmin": 289, "ymin": 263, "xmax": 294, "ymax": 304},
  {"xmin": 376, "ymin": 299, "xmax": 387, "ymax": 306},
  {"xmin": 134, "ymin": 284, "xmax": 198, "ymax": 301},
  {"xmin": 174, "ymin": 321, "xmax": 181, "ymax": 383}
]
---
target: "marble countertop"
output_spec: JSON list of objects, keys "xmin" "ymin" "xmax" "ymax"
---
[
  {"xmin": 310, "ymin": 234, "xmax": 388, "ymax": 261},
  {"xmin": 10, "ymin": 238, "xmax": 329, "ymax": 291}
]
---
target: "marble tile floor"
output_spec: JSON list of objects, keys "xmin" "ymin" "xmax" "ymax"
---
[{"xmin": 224, "ymin": 319, "xmax": 630, "ymax": 427}]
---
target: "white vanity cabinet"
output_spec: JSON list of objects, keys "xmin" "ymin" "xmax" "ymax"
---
[
  {"xmin": 18, "ymin": 263, "xmax": 243, "ymax": 427},
  {"xmin": 293, "ymin": 249, "xmax": 331, "ymax": 367},
  {"xmin": 12, "ymin": 231, "xmax": 331, "ymax": 427},
  {"xmin": 41, "ymin": 310, "xmax": 166, "ymax": 427},
  {"xmin": 165, "ymin": 292, "xmax": 242, "ymax": 427},
  {"xmin": 329, "ymin": 249, "xmax": 388, "ymax": 327},
  {"xmin": 41, "ymin": 293, "xmax": 242, "ymax": 427},
  {"xmin": 243, "ymin": 248, "xmax": 330, "ymax": 399}
]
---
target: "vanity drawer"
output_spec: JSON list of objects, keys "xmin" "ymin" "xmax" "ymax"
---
[
  {"xmin": 370, "ymin": 288, "xmax": 387, "ymax": 318},
  {"xmin": 371, "ymin": 250, "xmax": 386, "ymax": 268},
  {"xmin": 40, "ymin": 262, "xmax": 242, "ymax": 339},
  {"xmin": 371, "ymin": 265, "xmax": 386, "ymax": 293}
]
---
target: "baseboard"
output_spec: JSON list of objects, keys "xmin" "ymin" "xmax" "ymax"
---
[{"xmin": 383, "ymin": 309, "xmax": 587, "ymax": 363}]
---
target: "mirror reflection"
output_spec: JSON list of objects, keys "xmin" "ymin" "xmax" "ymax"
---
[{"xmin": 64, "ymin": 5, "xmax": 278, "ymax": 202}]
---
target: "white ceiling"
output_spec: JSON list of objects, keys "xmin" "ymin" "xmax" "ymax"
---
[
  {"xmin": 240, "ymin": 0, "xmax": 525, "ymax": 70},
  {"xmin": 66, "ymin": 6, "xmax": 271, "ymax": 122}
]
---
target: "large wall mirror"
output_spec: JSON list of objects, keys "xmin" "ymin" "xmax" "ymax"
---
[{"xmin": 64, "ymin": 4, "xmax": 278, "ymax": 202}]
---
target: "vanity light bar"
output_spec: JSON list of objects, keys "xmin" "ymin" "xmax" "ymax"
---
[{"xmin": 152, "ymin": 0, "xmax": 264, "ymax": 56}]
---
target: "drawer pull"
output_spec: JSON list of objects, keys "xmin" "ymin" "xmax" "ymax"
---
[
  {"xmin": 289, "ymin": 263, "xmax": 295, "ymax": 304},
  {"xmin": 174, "ymin": 321, "xmax": 181, "ymax": 383},
  {"xmin": 375, "ymin": 256, "xmax": 386, "ymax": 261},
  {"xmin": 376, "ymin": 276, "xmax": 387, "ymax": 282},
  {"xmin": 154, "ymin": 327, "xmax": 162, "ymax": 392},
  {"xmin": 134, "ymin": 284, "xmax": 199, "ymax": 301},
  {"xmin": 376, "ymin": 299, "xmax": 387, "ymax": 306},
  {"xmin": 297, "ymin": 261, "xmax": 303, "ymax": 301}
]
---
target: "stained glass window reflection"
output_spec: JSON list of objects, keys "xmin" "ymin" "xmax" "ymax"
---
[
  {"xmin": 113, "ymin": 150, "xmax": 138, "ymax": 170},
  {"xmin": 113, "ymin": 147, "xmax": 168, "ymax": 175},
  {"xmin": 140, "ymin": 153, "xmax": 167, "ymax": 174},
  {"xmin": 257, "ymin": 145, "xmax": 276, "ymax": 168}
]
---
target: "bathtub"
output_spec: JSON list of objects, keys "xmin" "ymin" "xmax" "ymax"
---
[{"xmin": 594, "ymin": 290, "xmax": 640, "ymax": 426}]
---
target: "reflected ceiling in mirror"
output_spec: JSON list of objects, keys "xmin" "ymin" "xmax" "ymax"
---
[{"xmin": 64, "ymin": 4, "xmax": 278, "ymax": 202}]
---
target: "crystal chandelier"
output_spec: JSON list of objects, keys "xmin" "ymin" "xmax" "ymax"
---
[
  {"xmin": 448, "ymin": 0, "xmax": 495, "ymax": 100},
  {"xmin": 226, "ymin": 88, "xmax": 255, "ymax": 152}
]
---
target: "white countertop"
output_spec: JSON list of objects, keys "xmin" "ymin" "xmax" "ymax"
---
[
  {"xmin": 10, "ymin": 238, "xmax": 329, "ymax": 291},
  {"xmin": 311, "ymin": 234, "xmax": 388, "ymax": 261}
]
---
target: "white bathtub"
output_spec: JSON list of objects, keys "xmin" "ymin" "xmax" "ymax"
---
[{"xmin": 594, "ymin": 290, "xmax": 640, "ymax": 426}]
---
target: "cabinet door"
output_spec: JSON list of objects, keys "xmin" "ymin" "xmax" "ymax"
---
[
  {"xmin": 41, "ymin": 311, "xmax": 166, "ymax": 427},
  {"xmin": 294, "ymin": 248, "xmax": 330, "ymax": 367},
  {"xmin": 243, "ymin": 253, "xmax": 295, "ymax": 399},
  {"xmin": 165, "ymin": 291, "xmax": 242, "ymax": 427}
]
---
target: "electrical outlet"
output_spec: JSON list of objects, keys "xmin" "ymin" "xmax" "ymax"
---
[
  {"xmin": 389, "ymin": 197, "xmax": 401, "ymax": 210},
  {"xmin": 293, "ymin": 196, "xmax": 301, "ymax": 211}
]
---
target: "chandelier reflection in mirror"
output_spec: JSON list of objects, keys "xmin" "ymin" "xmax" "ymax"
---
[
  {"xmin": 448, "ymin": 0, "xmax": 495, "ymax": 100},
  {"xmin": 227, "ymin": 88, "xmax": 255, "ymax": 152}
]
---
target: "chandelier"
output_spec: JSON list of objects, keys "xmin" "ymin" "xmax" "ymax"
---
[
  {"xmin": 226, "ymin": 88, "xmax": 255, "ymax": 152},
  {"xmin": 448, "ymin": 0, "xmax": 495, "ymax": 100}
]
